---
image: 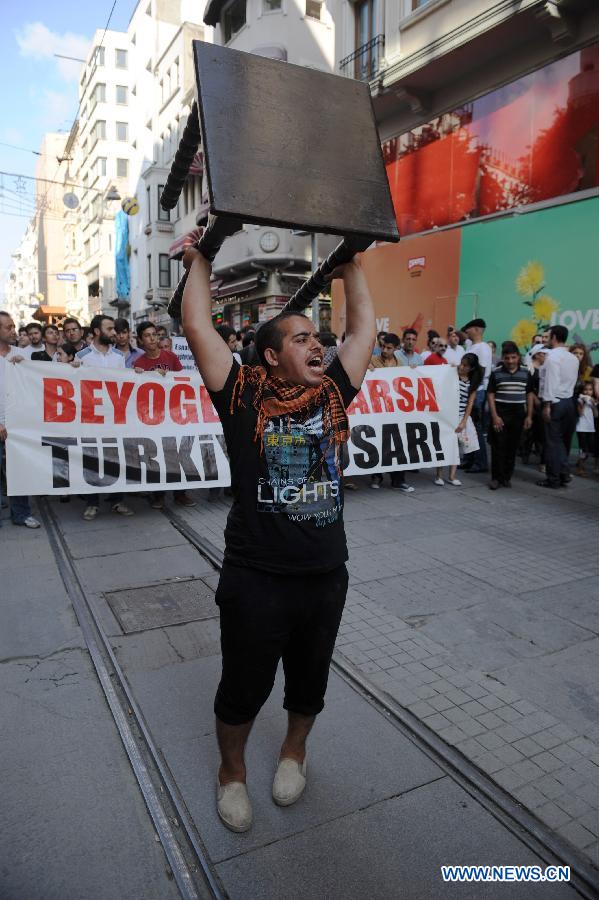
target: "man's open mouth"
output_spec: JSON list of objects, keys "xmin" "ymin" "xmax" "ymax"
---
[{"xmin": 307, "ymin": 354, "xmax": 323, "ymax": 369}]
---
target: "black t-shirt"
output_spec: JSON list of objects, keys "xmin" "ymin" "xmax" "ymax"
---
[{"xmin": 209, "ymin": 356, "xmax": 358, "ymax": 574}]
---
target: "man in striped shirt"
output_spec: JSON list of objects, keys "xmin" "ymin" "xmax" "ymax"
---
[{"xmin": 487, "ymin": 341, "xmax": 534, "ymax": 489}]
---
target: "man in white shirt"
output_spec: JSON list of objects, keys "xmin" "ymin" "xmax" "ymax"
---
[
  {"xmin": 444, "ymin": 329, "xmax": 465, "ymax": 366},
  {"xmin": 538, "ymin": 325, "xmax": 579, "ymax": 489},
  {"xmin": 461, "ymin": 318, "xmax": 492, "ymax": 472},
  {"xmin": 76, "ymin": 314, "xmax": 133, "ymax": 520},
  {"xmin": 0, "ymin": 312, "xmax": 40, "ymax": 528}
]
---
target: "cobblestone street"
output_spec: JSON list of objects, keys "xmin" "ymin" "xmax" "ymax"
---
[{"xmin": 174, "ymin": 461, "xmax": 599, "ymax": 868}]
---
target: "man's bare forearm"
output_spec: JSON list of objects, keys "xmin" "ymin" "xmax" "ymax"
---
[
  {"xmin": 182, "ymin": 251, "xmax": 233, "ymax": 391},
  {"xmin": 337, "ymin": 259, "xmax": 376, "ymax": 389}
]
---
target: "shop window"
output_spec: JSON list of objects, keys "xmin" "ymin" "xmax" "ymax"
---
[
  {"xmin": 223, "ymin": 0, "xmax": 246, "ymax": 43},
  {"xmin": 159, "ymin": 254, "xmax": 171, "ymax": 288},
  {"xmin": 157, "ymin": 184, "xmax": 170, "ymax": 221}
]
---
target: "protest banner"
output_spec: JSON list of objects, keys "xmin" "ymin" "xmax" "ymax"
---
[
  {"xmin": 171, "ymin": 335, "xmax": 198, "ymax": 371},
  {"xmin": 5, "ymin": 361, "xmax": 458, "ymax": 495}
]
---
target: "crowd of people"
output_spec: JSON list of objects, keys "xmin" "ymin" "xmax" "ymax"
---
[
  {"xmin": 365, "ymin": 318, "xmax": 598, "ymax": 492},
  {"xmin": 1, "ymin": 309, "xmax": 597, "ymax": 531}
]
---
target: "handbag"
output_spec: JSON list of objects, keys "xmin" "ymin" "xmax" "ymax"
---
[{"xmin": 457, "ymin": 417, "xmax": 479, "ymax": 454}]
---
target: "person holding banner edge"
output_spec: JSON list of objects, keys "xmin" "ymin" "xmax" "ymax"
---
[{"xmin": 181, "ymin": 245, "xmax": 374, "ymax": 833}]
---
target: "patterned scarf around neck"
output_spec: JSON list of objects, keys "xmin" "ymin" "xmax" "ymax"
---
[{"xmin": 230, "ymin": 364, "xmax": 350, "ymax": 453}]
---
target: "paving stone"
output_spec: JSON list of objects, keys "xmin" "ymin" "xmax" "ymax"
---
[
  {"xmin": 511, "ymin": 737, "xmax": 545, "ymax": 758},
  {"xmin": 438, "ymin": 725, "xmax": 468, "ymax": 746},
  {"xmin": 444, "ymin": 688, "xmax": 471, "ymax": 705},
  {"xmin": 477, "ymin": 693, "xmax": 506, "ymax": 711},
  {"xmin": 476, "ymin": 751, "xmax": 505, "ymax": 775},
  {"xmin": 512, "ymin": 783, "xmax": 547, "ymax": 810},
  {"xmin": 535, "ymin": 775, "xmax": 568, "ymax": 801},
  {"xmin": 557, "ymin": 821, "xmax": 596, "ymax": 850},
  {"xmin": 442, "ymin": 706, "xmax": 470, "ymax": 725},
  {"xmin": 463, "ymin": 684, "xmax": 489, "ymax": 700},
  {"xmin": 477, "ymin": 711, "xmax": 505, "ymax": 730},
  {"xmin": 568, "ymin": 737, "xmax": 599, "ymax": 758},
  {"xmin": 509, "ymin": 759, "xmax": 546, "ymax": 783},
  {"xmin": 555, "ymin": 794, "xmax": 593, "ymax": 819},
  {"xmin": 460, "ymin": 699, "xmax": 487, "ymax": 717},
  {"xmin": 529, "ymin": 729, "xmax": 564, "ymax": 751},
  {"xmin": 495, "ymin": 724, "xmax": 525, "ymax": 743},
  {"xmin": 495, "ymin": 706, "xmax": 524, "ymax": 724},
  {"xmin": 477, "ymin": 732, "xmax": 505, "ymax": 752},
  {"xmin": 577, "ymin": 810, "xmax": 599, "ymax": 839},
  {"xmin": 422, "ymin": 712, "xmax": 452, "ymax": 732},
  {"xmin": 536, "ymin": 802, "xmax": 572, "ymax": 830},
  {"xmin": 531, "ymin": 752, "xmax": 564, "ymax": 774},
  {"xmin": 494, "ymin": 767, "xmax": 529, "ymax": 791},
  {"xmin": 407, "ymin": 700, "xmax": 437, "ymax": 718},
  {"xmin": 494, "ymin": 744, "xmax": 525, "ymax": 766},
  {"xmin": 552, "ymin": 744, "xmax": 583, "ymax": 765},
  {"xmin": 457, "ymin": 717, "xmax": 486, "ymax": 738},
  {"xmin": 428, "ymin": 694, "xmax": 455, "ymax": 713}
]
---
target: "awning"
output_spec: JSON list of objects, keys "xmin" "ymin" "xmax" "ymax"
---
[
  {"xmin": 168, "ymin": 227, "xmax": 204, "ymax": 260},
  {"xmin": 33, "ymin": 305, "xmax": 66, "ymax": 322},
  {"xmin": 211, "ymin": 275, "xmax": 260, "ymax": 300}
]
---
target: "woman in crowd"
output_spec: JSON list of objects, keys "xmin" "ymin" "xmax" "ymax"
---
[
  {"xmin": 570, "ymin": 342, "xmax": 593, "ymax": 384},
  {"xmin": 435, "ymin": 352, "xmax": 482, "ymax": 486}
]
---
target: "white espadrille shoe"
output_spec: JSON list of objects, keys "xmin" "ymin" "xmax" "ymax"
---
[
  {"xmin": 272, "ymin": 758, "xmax": 307, "ymax": 807},
  {"xmin": 217, "ymin": 780, "xmax": 252, "ymax": 832}
]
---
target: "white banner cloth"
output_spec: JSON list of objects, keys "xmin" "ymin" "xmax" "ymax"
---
[{"xmin": 6, "ymin": 361, "xmax": 459, "ymax": 495}]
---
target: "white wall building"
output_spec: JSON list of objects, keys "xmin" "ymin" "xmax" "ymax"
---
[
  {"xmin": 127, "ymin": 0, "xmax": 207, "ymax": 327},
  {"xmin": 4, "ymin": 219, "xmax": 39, "ymax": 326}
]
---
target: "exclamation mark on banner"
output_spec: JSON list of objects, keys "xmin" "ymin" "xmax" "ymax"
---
[{"xmin": 431, "ymin": 422, "xmax": 444, "ymax": 461}]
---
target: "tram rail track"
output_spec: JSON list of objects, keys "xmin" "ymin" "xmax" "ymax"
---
[{"xmin": 40, "ymin": 495, "xmax": 599, "ymax": 899}]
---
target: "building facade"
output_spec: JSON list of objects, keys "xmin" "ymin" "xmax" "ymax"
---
[
  {"xmin": 4, "ymin": 219, "xmax": 39, "ymax": 326},
  {"xmin": 332, "ymin": 0, "xmax": 599, "ymax": 354}
]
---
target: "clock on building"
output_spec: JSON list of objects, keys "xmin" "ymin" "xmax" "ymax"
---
[{"xmin": 259, "ymin": 231, "xmax": 279, "ymax": 252}]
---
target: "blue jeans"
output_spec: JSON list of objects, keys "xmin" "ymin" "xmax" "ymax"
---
[{"xmin": 0, "ymin": 440, "xmax": 32, "ymax": 526}]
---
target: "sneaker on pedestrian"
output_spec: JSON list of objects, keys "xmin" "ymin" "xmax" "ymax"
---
[
  {"xmin": 447, "ymin": 478, "xmax": 462, "ymax": 486},
  {"xmin": 83, "ymin": 504, "xmax": 99, "ymax": 521},
  {"xmin": 150, "ymin": 496, "xmax": 165, "ymax": 509},
  {"xmin": 14, "ymin": 516, "xmax": 41, "ymax": 529},
  {"xmin": 272, "ymin": 757, "xmax": 307, "ymax": 807},
  {"xmin": 488, "ymin": 480, "xmax": 500, "ymax": 490},
  {"xmin": 217, "ymin": 780, "xmax": 252, "ymax": 832},
  {"xmin": 434, "ymin": 477, "xmax": 444, "ymax": 486},
  {"xmin": 370, "ymin": 474, "xmax": 383, "ymax": 490},
  {"xmin": 112, "ymin": 502, "xmax": 134, "ymax": 516},
  {"xmin": 395, "ymin": 483, "xmax": 415, "ymax": 493}
]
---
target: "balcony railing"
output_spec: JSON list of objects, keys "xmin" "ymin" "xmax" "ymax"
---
[{"xmin": 340, "ymin": 35, "xmax": 385, "ymax": 82}]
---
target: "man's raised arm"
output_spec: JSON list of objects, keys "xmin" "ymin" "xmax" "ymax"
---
[
  {"xmin": 337, "ymin": 258, "xmax": 376, "ymax": 389},
  {"xmin": 181, "ymin": 248, "xmax": 233, "ymax": 391}
]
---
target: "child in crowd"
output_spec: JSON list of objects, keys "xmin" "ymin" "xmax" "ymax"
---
[
  {"xmin": 575, "ymin": 381, "xmax": 597, "ymax": 477},
  {"xmin": 435, "ymin": 352, "xmax": 482, "ymax": 486},
  {"xmin": 55, "ymin": 341, "xmax": 80, "ymax": 365}
]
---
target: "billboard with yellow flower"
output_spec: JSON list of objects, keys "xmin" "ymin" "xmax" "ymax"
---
[{"xmin": 456, "ymin": 195, "xmax": 599, "ymax": 360}]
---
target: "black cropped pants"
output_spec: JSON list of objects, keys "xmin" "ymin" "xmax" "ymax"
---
[{"xmin": 214, "ymin": 562, "xmax": 348, "ymax": 726}]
